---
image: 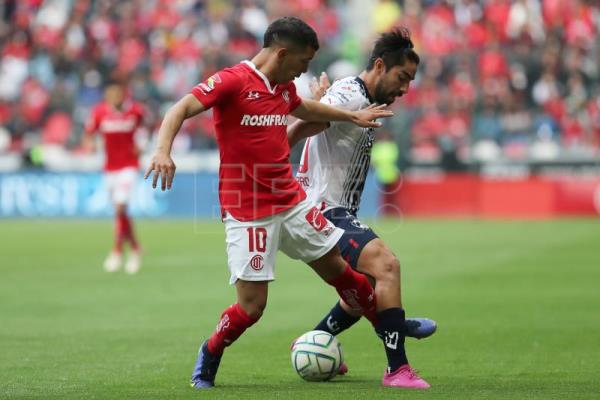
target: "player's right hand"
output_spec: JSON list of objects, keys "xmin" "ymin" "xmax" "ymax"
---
[
  {"xmin": 350, "ymin": 104, "xmax": 393, "ymax": 128},
  {"xmin": 144, "ymin": 152, "xmax": 176, "ymax": 191}
]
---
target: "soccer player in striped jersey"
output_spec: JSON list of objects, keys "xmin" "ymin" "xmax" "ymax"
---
[{"xmin": 288, "ymin": 28, "xmax": 434, "ymax": 389}]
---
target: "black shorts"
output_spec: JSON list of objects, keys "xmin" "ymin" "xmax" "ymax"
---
[{"xmin": 323, "ymin": 207, "xmax": 378, "ymax": 269}]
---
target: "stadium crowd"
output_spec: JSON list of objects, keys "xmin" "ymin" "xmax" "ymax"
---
[{"xmin": 0, "ymin": 0, "xmax": 599, "ymax": 169}]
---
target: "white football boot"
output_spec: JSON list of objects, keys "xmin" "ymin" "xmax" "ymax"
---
[
  {"xmin": 125, "ymin": 250, "xmax": 141, "ymax": 274},
  {"xmin": 103, "ymin": 251, "xmax": 122, "ymax": 272}
]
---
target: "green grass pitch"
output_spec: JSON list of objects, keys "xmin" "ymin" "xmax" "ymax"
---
[{"xmin": 1, "ymin": 218, "xmax": 599, "ymax": 399}]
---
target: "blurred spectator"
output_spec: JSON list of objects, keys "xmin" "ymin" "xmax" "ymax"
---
[
  {"xmin": 372, "ymin": 0, "xmax": 402, "ymax": 33},
  {"xmin": 472, "ymin": 97, "xmax": 503, "ymax": 144},
  {"xmin": 587, "ymin": 90, "xmax": 600, "ymax": 147},
  {"xmin": 506, "ymin": 0, "xmax": 545, "ymax": 44},
  {"xmin": 500, "ymin": 94, "xmax": 534, "ymax": 159},
  {"xmin": 532, "ymin": 70, "xmax": 560, "ymax": 106}
]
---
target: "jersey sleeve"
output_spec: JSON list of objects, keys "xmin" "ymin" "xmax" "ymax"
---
[
  {"xmin": 320, "ymin": 81, "xmax": 365, "ymax": 111},
  {"xmin": 85, "ymin": 105, "xmax": 102, "ymax": 134},
  {"xmin": 190, "ymin": 69, "xmax": 241, "ymax": 110},
  {"xmin": 320, "ymin": 81, "xmax": 367, "ymax": 129}
]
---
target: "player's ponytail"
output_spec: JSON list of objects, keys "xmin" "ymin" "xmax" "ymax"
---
[{"xmin": 366, "ymin": 28, "xmax": 420, "ymax": 71}]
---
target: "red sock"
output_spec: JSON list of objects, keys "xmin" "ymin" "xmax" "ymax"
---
[
  {"xmin": 327, "ymin": 265, "xmax": 378, "ymax": 325},
  {"xmin": 114, "ymin": 213, "xmax": 126, "ymax": 253},
  {"xmin": 118, "ymin": 212, "xmax": 139, "ymax": 251},
  {"xmin": 207, "ymin": 303, "xmax": 259, "ymax": 355}
]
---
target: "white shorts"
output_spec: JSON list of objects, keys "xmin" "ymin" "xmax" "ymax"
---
[
  {"xmin": 223, "ymin": 198, "xmax": 344, "ymax": 284},
  {"xmin": 105, "ymin": 167, "xmax": 138, "ymax": 205}
]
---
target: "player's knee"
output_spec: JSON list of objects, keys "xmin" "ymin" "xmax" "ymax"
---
[{"xmin": 376, "ymin": 253, "xmax": 400, "ymax": 284}]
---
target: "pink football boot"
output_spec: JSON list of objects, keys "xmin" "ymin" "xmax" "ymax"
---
[{"xmin": 382, "ymin": 365, "xmax": 430, "ymax": 389}]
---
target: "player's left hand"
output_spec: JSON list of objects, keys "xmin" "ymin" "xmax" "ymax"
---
[
  {"xmin": 350, "ymin": 104, "xmax": 393, "ymax": 128},
  {"xmin": 310, "ymin": 72, "xmax": 331, "ymax": 100},
  {"xmin": 144, "ymin": 152, "xmax": 176, "ymax": 191}
]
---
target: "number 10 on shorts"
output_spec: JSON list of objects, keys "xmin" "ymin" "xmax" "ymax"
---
[{"xmin": 247, "ymin": 227, "xmax": 267, "ymax": 253}]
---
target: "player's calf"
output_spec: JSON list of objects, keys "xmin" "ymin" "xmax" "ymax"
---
[
  {"xmin": 207, "ymin": 303, "xmax": 259, "ymax": 355},
  {"xmin": 374, "ymin": 308, "xmax": 408, "ymax": 372},
  {"xmin": 309, "ymin": 247, "xmax": 378, "ymax": 324},
  {"xmin": 326, "ymin": 265, "xmax": 378, "ymax": 324},
  {"xmin": 314, "ymin": 301, "xmax": 437, "ymax": 339},
  {"xmin": 191, "ymin": 302, "xmax": 259, "ymax": 389},
  {"xmin": 366, "ymin": 249, "xmax": 401, "ymax": 310}
]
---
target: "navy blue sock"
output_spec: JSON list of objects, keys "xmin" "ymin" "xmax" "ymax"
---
[
  {"xmin": 375, "ymin": 308, "xmax": 408, "ymax": 372},
  {"xmin": 314, "ymin": 301, "xmax": 361, "ymax": 335}
]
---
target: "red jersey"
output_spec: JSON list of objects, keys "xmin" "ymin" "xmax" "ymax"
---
[
  {"xmin": 86, "ymin": 101, "xmax": 143, "ymax": 171},
  {"xmin": 191, "ymin": 61, "xmax": 305, "ymax": 221}
]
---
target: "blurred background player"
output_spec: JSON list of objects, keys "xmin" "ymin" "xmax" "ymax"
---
[
  {"xmin": 289, "ymin": 29, "xmax": 433, "ymax": 389},
  {"xmin": 83, "ymin": 82, "xmax": 144, "ymax": 274},
  {"xmin": 144, "ymin": 17, "xmax": 393, "ymax": 390}
]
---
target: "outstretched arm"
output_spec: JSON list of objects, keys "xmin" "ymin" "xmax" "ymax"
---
[
  {"xmin": 291, "ymin": 99, "xmax": 392, "ymax": 128},
  {"xmin": 145, "ymin": 94, "xmax": 205, "ymax": 190}
]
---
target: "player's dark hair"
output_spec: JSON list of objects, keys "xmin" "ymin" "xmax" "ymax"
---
[
  {"xmin": 366, "ymin": 28, "xmax": 420, "ymax": 71},
  {"xmin": 263, "ymin": 17, "xmax": 319, "ymax": 51}
]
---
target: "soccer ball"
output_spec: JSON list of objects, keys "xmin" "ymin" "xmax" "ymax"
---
[{"xmin": 291, "ymin": 330, "xmax": 344, "ymax": 382}]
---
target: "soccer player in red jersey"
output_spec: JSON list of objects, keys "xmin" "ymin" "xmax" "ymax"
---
[
  {"xmin": 84, "ymin": 82, "xmax": 144, "ymax": 274},
  {"xmin": 145, "ymin": 17, "xmax": 393, "ymax": 389}
]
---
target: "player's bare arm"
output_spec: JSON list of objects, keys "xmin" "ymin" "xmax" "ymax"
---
[
  {"xmin": 291, "ymin": 99, "xmax": 392, "ymax": 128},
  {"xmin": 287, "ymin": 120, "xmax": 329, "ymax": 147},
  {"xmin": 287, "ymin": 99, "xmax": 389, "ymax": 145},
  {"xmin": 82, "ymin": 111, "xmax": 99, "ymax": 153},
  {"xmin": 145, "ymin": 94, "xmax": 205, "ymax": 191},
  {"xmin": 81, "ymin": 131, "xmax": 97, "ymax": 152}
]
